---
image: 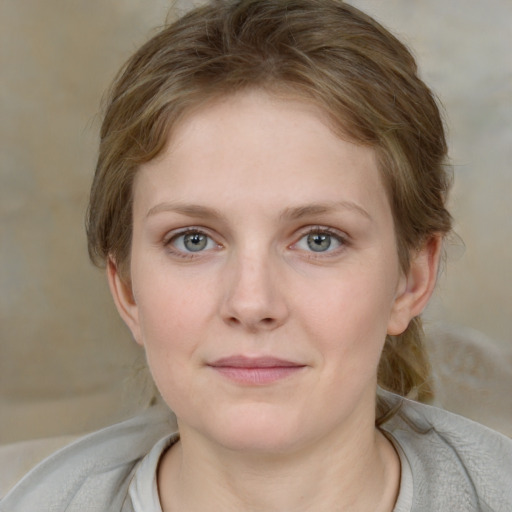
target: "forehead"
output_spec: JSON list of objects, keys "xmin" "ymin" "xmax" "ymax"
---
[{"xmin": 133, "ymin": 89, "xmax": 389, "ymax": 221}]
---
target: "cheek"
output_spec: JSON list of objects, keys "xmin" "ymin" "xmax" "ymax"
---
[
  {"xmin": 295, "ymin": 263, "xmax": 398, "ymax": 357},
  {"xmin": 136, "ymin": 283, "xmax": 209, "ymax": 348},
  {"xmin": 133, "ymin": 243, "xmax": 218, "ymax": 321},
  {"xmin": 130, "ymin": 261, "xmax": 195, "ymax": 352},
  {"xmin": 132, "ymin": 276, "xmax": 208, "ymax": 408}
]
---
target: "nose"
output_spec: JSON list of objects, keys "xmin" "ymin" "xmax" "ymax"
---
[{"xmin": 220, "ymin": 251, "xmax": 289, "ymax": 332}]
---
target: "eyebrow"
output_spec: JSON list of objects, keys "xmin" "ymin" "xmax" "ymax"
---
[
  {"xmin": 280, "ymin": 201, "xmax": 372, "ymax": 222},
  {"xmin": 146, "ymin": 202, "xmax": 226, "ymax": 220},
  {"xmin": 146, "ymin": 200, "xmax": 372, "ymax": 222}
]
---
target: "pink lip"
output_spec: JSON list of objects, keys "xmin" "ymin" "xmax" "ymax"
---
[{"xmin": 208, "ymin": 356, "xmax": 306, "ymax": 385}]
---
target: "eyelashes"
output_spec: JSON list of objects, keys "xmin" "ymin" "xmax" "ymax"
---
[
  {"xmin": 164, "ymin": 226, "xmax": 349, "ymax": 259},
  {"xmin": 164, "ymin": 227, "xmax": 221, "ymax": 259},
  {"xmin": 171, "ymin": 230, "xmax": 218, "ymax": 253},
  {"xmin": 292, "ymin": 228, "xmax": 347, "ymax": 254}
]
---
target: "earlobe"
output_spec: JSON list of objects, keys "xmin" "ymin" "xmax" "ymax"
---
[
  {"xmin": 387, "ymin": 236, "xmax": 442, "ymax": 335},
  {"xmin": 106, "ymin": 258, "xmax": 143, "ymax": 345}
]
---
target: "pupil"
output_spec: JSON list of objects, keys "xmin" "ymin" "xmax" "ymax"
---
[
  {"xmin": 307, "ymin": 233, "xmax": 331, "ymax": 252},
  {"xmin": 184, "ymin": 233, "xmax": 207, "ymax": 252}
]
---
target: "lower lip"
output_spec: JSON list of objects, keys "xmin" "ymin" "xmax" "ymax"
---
[{"xmin": 210, "ymin": 366, "xmax": 305, "ymax": 385}]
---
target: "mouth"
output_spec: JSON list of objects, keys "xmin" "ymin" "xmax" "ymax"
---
[{"xmin": 207, "ymin": 356, "xmax": 306, "ymax": 385}]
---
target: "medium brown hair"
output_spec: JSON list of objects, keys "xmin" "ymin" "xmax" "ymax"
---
[{"xmin": 87, "ymin": 0, "xmax": 452, "ymax": 405}]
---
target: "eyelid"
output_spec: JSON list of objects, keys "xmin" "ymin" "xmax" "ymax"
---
[
  {"xmin": 164, "ymin": 226, "xmax": 222, "ymax": 257},
  {"xmin": 290, "ymin": 225, "xmax": 349, "ymax": 255},
  {"xmin": 164, "ymin": 226, "xmax": 210, "ymax": 244},
  {"xmin": 162, "ymin": 225, "xmax": 348, "ymax": 259}
]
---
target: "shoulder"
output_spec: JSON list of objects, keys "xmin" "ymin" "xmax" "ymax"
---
[
  {"xmin": 0, "ymin": 406, "xmax": 176, "ymax": 512},
  {"xmin": 380, "ymin": 391, "xmax": 512, "ymax": 512}
]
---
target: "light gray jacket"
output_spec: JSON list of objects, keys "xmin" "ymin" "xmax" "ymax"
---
[{"xmin": 2, "ymin": 393, "xmax": 511, "ymax": 511}]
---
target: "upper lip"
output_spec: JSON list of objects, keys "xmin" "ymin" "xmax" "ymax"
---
[{"xmin": 208, "ymin": 356, "xmax": 305, "ymax": 368}]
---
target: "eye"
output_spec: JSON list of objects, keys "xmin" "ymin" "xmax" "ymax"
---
[
  {"xmin": 294, "ymin": 229, "xmax": 345, "ymax": 253},
  {"xmin": 169, "ymin": 230, "xmax": 218, "ymax": 253}
]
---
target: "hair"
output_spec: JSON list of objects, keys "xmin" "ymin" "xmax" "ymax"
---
[{"xmin": 86, "ymin": 0, "xmax": 452, "ymax": 411}]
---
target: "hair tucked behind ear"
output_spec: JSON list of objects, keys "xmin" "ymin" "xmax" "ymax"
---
[{"xmin": 376, "ymin": 318, "xmax": 433, "ymax": 421}]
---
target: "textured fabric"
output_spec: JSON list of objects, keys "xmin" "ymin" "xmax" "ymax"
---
[
  {"xmin": 380, "ymin": 393, "xmax": 512, "ymax": 511},
  {"xmin": 0, "ymin": 406, "xmax": 175, "ymax": 512},
  {"xmin": 129, "ymin": 435, "xmax": 177, "ymax": 512},
  {"xmin": 388, "ymin": 438, "xmax": 414, "ymax": 512},
  {"xmin": 1, "ymin": 393, "xmax": 511, "ymax": 511}
]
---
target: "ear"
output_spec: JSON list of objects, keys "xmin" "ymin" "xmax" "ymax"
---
[
  {"xmin": 106, "ymin": 258, "xmax": 143, "ymax": 346},
  {"xmin": 387, "ymin": 236, "xmax": 442, "ymax": 335}
]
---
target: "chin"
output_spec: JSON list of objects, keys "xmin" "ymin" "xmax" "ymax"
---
[{"xmin": 193, "ymin": 404, "xmax": 307, "ymax": 455}]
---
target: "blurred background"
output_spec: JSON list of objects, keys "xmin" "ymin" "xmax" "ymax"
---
[{"xmin": 1, "ymin": 0, "xmax": 511, "ymax": 444}]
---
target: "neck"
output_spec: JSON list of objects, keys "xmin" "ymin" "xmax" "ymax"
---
[{"xmin": 158, "ymin": 413, "xmax": 400, "ymax": 512}]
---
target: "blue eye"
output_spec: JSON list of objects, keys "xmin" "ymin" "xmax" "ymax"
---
[
  {"xmin": 295, "ymin": 230, "xmax": 344, "ymax": 253},
  {"xmin": 170, "ymin": 231, "xmax": 217, "ymax": 253}
]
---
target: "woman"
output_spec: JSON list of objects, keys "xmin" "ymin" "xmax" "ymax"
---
[{"xmin": 2, "ymin": 1, "xmax": 511, "ymax": 511}]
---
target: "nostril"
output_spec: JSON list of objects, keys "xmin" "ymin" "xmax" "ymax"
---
[{"xmin": 225, "ymin": 316, "xmax": 276, "ymax": 328}]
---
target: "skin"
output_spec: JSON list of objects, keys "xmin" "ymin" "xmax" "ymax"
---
[{"xmin": 109, "ymin": 89, "xmax": 440, "ymax": 511}]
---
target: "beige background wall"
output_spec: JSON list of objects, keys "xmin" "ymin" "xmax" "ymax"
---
[{"xmin": 1, "ymin": 0, "xmax": 511, "ymax": 443}]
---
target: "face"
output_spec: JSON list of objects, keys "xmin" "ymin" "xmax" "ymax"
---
[{"xmin": 110, "ymin": 90, "xmax": 435, "ymax": 454}]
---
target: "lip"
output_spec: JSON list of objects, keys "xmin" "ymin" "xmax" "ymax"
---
[{"xmin": 208, "ymin": 356, "xmax": 306, "ymax": 385}]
